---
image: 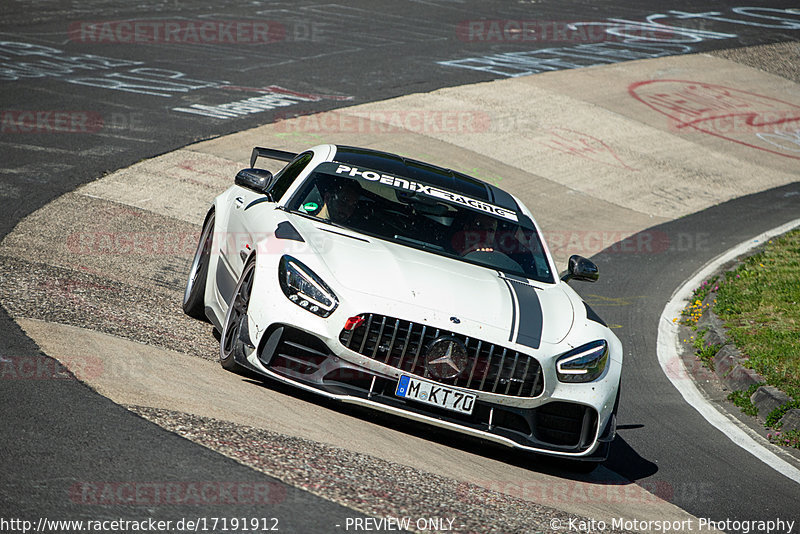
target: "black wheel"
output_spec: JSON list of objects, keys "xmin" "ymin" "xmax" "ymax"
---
[
  {"xmin": 219, "ymin": 258, "xmax": 255, "ymax": 373},
  {"xmin": 183, "ymin": 211, "xmax": 214, "ymax": 320}
]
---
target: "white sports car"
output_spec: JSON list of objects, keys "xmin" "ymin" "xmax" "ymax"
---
[{"xmin": 183, "ymin": 144, "xmax": 622, "ymax": 466}]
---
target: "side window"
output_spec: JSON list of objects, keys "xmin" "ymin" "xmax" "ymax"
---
[{"xmin": 269, "ymin": 152, "xmax": 313, "ymax": 202}]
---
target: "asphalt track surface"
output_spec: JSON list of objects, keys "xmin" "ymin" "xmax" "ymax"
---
[
  {"xmin": 2, "ymin": 0, "xmax": 800, "ymax": 531},
  {"xmin": 594, "ymin": 185, "xmax": 800, "ymax": 521}
]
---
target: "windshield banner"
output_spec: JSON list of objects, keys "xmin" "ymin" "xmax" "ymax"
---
[{"xmin": 321, "ymin": 162, "xmax": 519, "ymax": 222}]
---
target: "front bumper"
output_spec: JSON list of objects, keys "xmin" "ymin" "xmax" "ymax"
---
[{"xmin": 236, "ymin": 322, "xmax": 616, "ymax": 461}]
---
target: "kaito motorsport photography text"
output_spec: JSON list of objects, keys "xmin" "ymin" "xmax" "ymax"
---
[{"xmin": 551, "ymin": 516, "xmax": 796, "ymax": 533}]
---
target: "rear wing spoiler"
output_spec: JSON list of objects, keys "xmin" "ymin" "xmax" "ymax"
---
[{"xmin": 250, "ymin": 147, "xmax": 297, "ymax": 168}]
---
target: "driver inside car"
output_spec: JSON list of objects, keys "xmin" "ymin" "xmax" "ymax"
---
[
  {"xmin": 451, "ymin": 212, "xmax": 498, "ymax": 256},
  {"xmin": 316, "ymin": 178, "xmax": 363, "ymax": 224}
]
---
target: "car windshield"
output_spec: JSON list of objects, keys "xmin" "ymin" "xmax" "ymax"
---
[{"xmin": 286, "ymin": 162, "xmax": 554, "ymax": 283}]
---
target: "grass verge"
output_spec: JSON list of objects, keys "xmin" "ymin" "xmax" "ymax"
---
[
  {"xmin": 681, "ymin": 229, "xmax": 800, "ymax": 449},
  {"xmin": 727, "ymin": 384, "xmax": 761, "ymax": 417},
  {"xmin": 713, "ymin": 229, "xmax": 800, "ymax": 401}
]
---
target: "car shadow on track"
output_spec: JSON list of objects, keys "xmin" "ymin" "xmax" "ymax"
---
[{"xmin": 236, "ymin": 372, "xmax": 658, "ymax": 484}]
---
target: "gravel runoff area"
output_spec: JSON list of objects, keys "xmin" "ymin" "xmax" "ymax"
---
[
  {"xmin": 129, "ymin": 406, "xmax": 635, "ymax": 534},
  {"xmin": 0, "ymin": 254, "xmax": 219, "ymax": 361},
  {"xmin": 710, "ymin": 41, "xmax": 800, "ymax": 84}
]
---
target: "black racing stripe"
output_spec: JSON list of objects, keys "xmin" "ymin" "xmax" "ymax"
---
[
  {"xmin": 503, "ymin": 278, "xmax": 517, "ymax": 343},
  {"xmin": 506, "ymin": 279, "xmax": 543, "ymax": 350},
  {"xmin": 485, "ymin": 183, "xmax": 495, "ymax": 203},
  {"xmin": 488, "ymin": 185, "xmax": 518, "ymax": 211}
]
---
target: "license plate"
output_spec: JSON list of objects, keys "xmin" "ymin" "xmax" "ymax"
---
[{"xmin": 395, "ymin": 375, "xmax": 476, "ymax": 415}]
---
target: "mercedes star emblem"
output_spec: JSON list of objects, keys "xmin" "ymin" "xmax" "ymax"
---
[{"xmin": 425, "ymin": 336, "xmax": 469, "ymax": 379}]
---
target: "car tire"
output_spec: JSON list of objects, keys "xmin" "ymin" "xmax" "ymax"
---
[
  {"xmin": 183, "ymin": 211, "xmax": 214, "ymax": 321},
  {"xmin": 219, "ymin": 256, "xmax": 255, "ymax": 373}
]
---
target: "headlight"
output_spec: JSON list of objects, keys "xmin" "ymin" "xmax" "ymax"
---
[
  {"xmin": 556, "ymin": 340, "xmax": 608, "ymax": 383},
  {"xmin": 278, "ymin": 256, "xmax": 338, "ymax": 317}
]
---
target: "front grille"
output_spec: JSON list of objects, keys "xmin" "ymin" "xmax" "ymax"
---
[{"xmin": 339, "ymin": 313, "xmax": 543, "ymax": 397}]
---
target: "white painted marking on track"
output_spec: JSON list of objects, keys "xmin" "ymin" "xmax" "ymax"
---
[{"xmin": 657, "ymin": 218, "xmax": 800, "ymax": 485}]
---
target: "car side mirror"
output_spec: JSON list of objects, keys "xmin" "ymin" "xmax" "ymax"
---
[
  {"xmin": 560, "ymin": 255, "xmax": 599, "ymax": 283},
  {"xmin": 235, "ymin": 168, "xmax": 274, "ymax": 195}
]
